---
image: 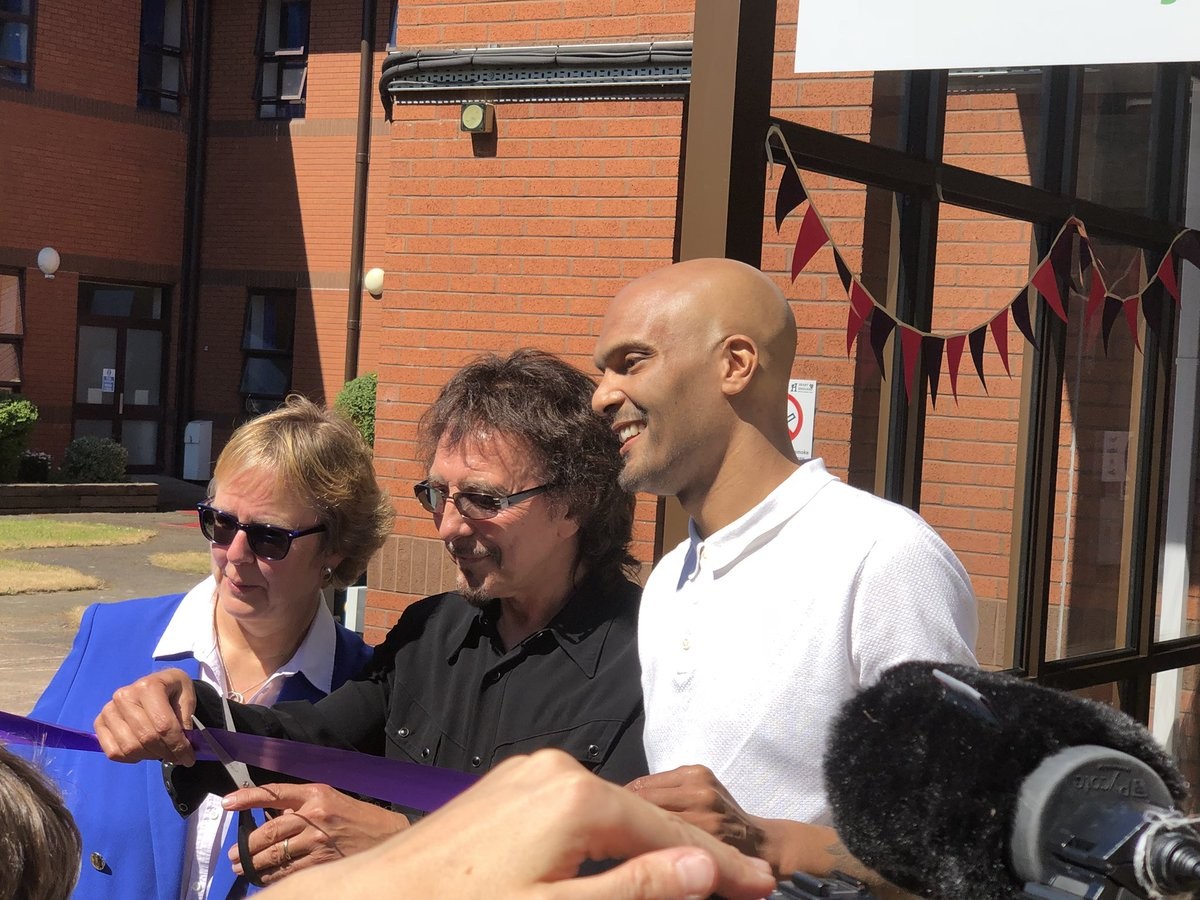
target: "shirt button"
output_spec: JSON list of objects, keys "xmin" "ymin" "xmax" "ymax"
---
[
  {"xmin": 175, "ymin": 801, "xmax": 191, "ymax": 814},
  {"xmin": 420, "ymin": 747, "xmax": 431, "ymax": 759},
  {"xmin": 193, "ymin": 882, "xmax": 203, "ymax": 892},
  {"xmin": 397, "ymin": 726, "xmax": 410, "ymax": 738},
  {"xmin": 587, "ymin": 744, "xmax": 600, "ymax": 758},
  {"xmin": 90, "ymin": 852, "xmax": 107, "ymax": 871},
  {"xmin": 471, "ymin": 756, "xmax": 482, "ymax": 768}
]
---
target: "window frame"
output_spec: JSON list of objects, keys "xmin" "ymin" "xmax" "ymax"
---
[
  {"xmin": 253, "ymin": 0, "xmax": 309, "ymax": 120},
  {"xmin": 137, "ymin": 0, "xmax": 189, "ymax": 114},
  {"xmin": 239, "ymin": 289, "xmax": 295, "ymax": 414},
  {"xmin": 0, "ymin": 0, "xmax": 35, "ymax": 87},
  {"xmin": 0, "ymin": 268, "xmax": 24, "ymax": 391}
]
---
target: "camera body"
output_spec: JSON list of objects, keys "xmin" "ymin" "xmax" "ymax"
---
[{"xmin": 769, "ymin": 870, "xmax": 875, "ymax": 898}]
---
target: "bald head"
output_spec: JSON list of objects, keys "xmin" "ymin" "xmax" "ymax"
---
[
  {"xmin": 606, "ymin": 258, "xmax": 797, "ymax": 394},
  {"xmin": 592, "ymin": 259, "xmax": 800, "ymax": 510}
]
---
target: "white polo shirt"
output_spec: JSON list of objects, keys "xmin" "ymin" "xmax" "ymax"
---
[{"xmin": 639, "ymin": 459, "xmax": 978, "ymax": 824}]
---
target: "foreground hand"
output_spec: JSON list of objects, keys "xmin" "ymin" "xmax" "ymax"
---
[
  {"xmin": 224, "ymin": 782, "xmax": 409, "ymax": 884},
  {"xmin": 259, "ymin": 750, "xmax": 776, "ymax": 899},
  {"xmin": 627, "ymin": 766, "xmax": 767, "ymax": 860},
  {"xmin": 94, "ymin": 668, "xmax": 198, "ymax": 765}
]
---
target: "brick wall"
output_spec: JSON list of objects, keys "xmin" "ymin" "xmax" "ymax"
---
[
  {"xmin": 0, "ymin": 0, "xmax": 188, "ymax": 461},
  {"xmin": 364, "ymin": 0, "xmax": 695, "ymax": 637}
]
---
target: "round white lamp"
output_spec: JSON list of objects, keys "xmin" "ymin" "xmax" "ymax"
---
[
  {"xmin": 363, "ymin": 267, "xmax": 385, "ymax": 297},
  {"xmin": 37, "ymin": 246, "xmax": 61, "ymax": 279}
]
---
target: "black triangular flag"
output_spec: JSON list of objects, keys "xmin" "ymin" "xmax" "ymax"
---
[
  {"xmin": 1101, "ymin": 296, "xmax": 1124, "ymax": 353},
  {"xmin": 1010, "ymin": 290, "xmax": 1039, "ymax": 349},
  {"xmin": 968, "ymin": 325, "xmax": 988, "ymax": 394},
  {"xmin": 869, "ymin": 310, "xmax": 896, "ymax": 380},
  {"xmin": 774, "ymin": 162, "xmax": 807, "ymax": 231},
  {"xmin": 1173, "ymin": 230, "xmax": 1200, "ymax": 270},
  {"xmin": 1140, "ymin": 284, "xmax": 1163, "ymax": 343},
  {"xmin": 833, "ymin": 250, "xmax": 853, "ymax": 292},
  {"xmin": 922, "ymin": 336, "xmax": 944, "ymax": 408}
]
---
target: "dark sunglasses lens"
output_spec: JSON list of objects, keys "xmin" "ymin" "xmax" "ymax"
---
[
  {"xmin": 457, "ymin": 493, "xmax": 502, "ymax": 519},
  {"xmin": 199, "ymin": 507, "xmax": 237, "ymax": 544},
  {"xmin": 414, "ymin": 483, "xmax": 442, "ymax": 513},
  {"xmin": 248, "ymin": 526, "xmax": 291, "ymax": 560}
]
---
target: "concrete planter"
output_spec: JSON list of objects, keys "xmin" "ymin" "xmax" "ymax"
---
[{"xmin": 0, "ymin": 483, "xmax": 159, "ymax": 515}]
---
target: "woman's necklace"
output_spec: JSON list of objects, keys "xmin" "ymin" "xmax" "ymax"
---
[{"xmin": 225, "ymin": 673, "xmax": 272, "ymax": 704}]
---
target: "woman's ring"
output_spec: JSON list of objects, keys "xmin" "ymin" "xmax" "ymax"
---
[{"xmin": 282, "ymin": 837, "xmax": 293, "ymax": 864}]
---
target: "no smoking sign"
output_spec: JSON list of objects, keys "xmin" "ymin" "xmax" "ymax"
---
[{"xmin": 786, "ymin": 379, "xmax": 816, "ymax": 460}]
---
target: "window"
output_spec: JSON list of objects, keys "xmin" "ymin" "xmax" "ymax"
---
[
  {"xmin": 0, "ymin": 270, "xmax": 22, "ymax": 389},
  {"xmin": 254, "ymin": 0, "xmax": 308, "ymax": 120},
  {"xmin": 138, "ymin": 0, "xmax": 187, "ymax": 113},
  {"xmin": 0, "ymin": 0, "xmax": 34, "ymax": 86},
  {"xmin": 240, "ymin": 290, "xmax": 294, "ymax": 413}
]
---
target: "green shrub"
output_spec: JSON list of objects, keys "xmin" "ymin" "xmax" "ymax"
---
[
  {"xmin": 16, "ymin": 449, "xmax": 52, "ymax": 483},
  {"xmin": 0, "ymin": 395, "xmax": 38, "ymax": 482},
  {"xmin": 59, "ymin": 437, "xmax": 128, "ymax": 483},
  {"xmin": 335, "ymin": 372, "xmax": 377, "ymax": 448}
]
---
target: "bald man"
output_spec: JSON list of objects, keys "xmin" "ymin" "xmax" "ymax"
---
[{"xmin": 592, "ymin": 258, "xmax": 977, "ymax": 886}]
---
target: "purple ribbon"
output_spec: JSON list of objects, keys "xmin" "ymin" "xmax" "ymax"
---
[{"xmin": 1, "ymin": 709, "xmax": 475, "ymax": 812}]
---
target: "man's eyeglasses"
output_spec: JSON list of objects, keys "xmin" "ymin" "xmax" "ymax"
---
[
  {"xmin": 196, "ymin": 502, "xmax": 326, "ymax": 561},
  {"xmin": 412, "ymin": 481, "xmax": 552, "ymax": 520}
]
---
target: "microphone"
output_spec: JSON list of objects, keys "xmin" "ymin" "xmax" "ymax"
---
[{"xmin": 823, "ymin": 661, "xmax": 1200, "ymax": 900}]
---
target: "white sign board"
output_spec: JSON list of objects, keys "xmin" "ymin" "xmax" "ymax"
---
[
  {"xmin": 101, "ymin": 368, "xmax": 116, "ymax": 392},
  {"xmin": 787, "ymin": 379, "xmax": 817, "ymax": 461},
  {"xmin": 795, "ymin": 1, "xmax": 1200, "ymax": 73}
]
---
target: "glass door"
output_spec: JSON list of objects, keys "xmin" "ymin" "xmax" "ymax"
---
[{"xmin": 73, "ymin": 282, "xmax": 169, "ymax": 473}]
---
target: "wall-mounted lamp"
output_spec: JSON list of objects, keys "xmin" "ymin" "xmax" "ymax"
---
[
  {"xmin": 363, "ymin": 267, "xmax": 386, "ymax": 297},
  {"xmin": 460, "ymin": 101, "xmax": 495, "ymax": 134},
  {"xmin": 37, "ymin": 246, "xmax": 60, "ymax": 279}
]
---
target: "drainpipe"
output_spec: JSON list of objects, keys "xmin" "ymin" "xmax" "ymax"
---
[
  {"xmin": 174, "ymin": 0, "xmax": 211, "ymax": 475},
  {"xmin": 344, "ymin": 0, "xmax": 377, "ymax": 384}
]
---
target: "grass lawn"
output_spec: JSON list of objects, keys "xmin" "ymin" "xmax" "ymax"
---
[
  {"xmin": 149, "ymin": 551, "xmax": 210, "ymax": 574},
  {"xmin": 0, "ymin": 518, "xmax": 155, "ymax": 551},
  {"xmin": 0, "ymin": 559, "xmax": 103, "ymax": 595}
]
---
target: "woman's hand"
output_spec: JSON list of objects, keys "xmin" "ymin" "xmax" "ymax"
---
[
  {"xmin": 94, "ymin": 668, "xmax": 198, "ymax": 765},
  {"xmin": 224, "ymin": 783, "xmax": 409, "ymax": 884}
]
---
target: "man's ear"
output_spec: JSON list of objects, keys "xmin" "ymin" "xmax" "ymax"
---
[{"xmin": 719, "ymin": 334, "xmax": 758, "ymax": 397}]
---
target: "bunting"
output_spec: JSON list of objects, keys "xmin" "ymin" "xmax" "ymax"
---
[{"xmin": 767, "ymin": 123, "xmax": 1199, "ymax": 406}]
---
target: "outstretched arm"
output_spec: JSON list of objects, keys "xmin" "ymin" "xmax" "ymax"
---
[
  {"xmin": 260, "ymin": 750, "xmax": 777, "ymax": 900},
  {"xmin": 628, "ymin": 765, "xmax": 916, "ymax": 899},
  {"xmin": 94, "ymin": 668, "xmax": 199, "ymax": 765}
]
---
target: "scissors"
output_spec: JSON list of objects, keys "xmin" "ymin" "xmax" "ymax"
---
[
  {"xmin": 191, "ymin": 714, "xmax": 277, "ymax": 887},
  {"xmin": 191, "ymin": 715, "xmax": 258, "ymax": 791}
]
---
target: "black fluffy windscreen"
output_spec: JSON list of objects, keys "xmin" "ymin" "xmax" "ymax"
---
[{"xmin": 822, "ymin": 661, "xmax": 1186, "ymax": 900}]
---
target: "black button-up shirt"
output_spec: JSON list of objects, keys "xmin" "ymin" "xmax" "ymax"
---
[{"xmin": 190, "ymin": 570, "xmax": 647, "ymax": 794}]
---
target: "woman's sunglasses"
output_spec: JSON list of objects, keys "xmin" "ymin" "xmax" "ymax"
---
[
  {"xmin": 412, "ymin": 481, "xmax": 551, "ymax": 520},
  {"xmin": 196, "ymin": 502, "xmax": 326, "ymax": 560}
]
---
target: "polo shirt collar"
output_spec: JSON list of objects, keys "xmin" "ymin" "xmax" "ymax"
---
[
  {"xmin": 682, "ymin": 459, "xmax": 835, "ymax": 578},
  {"xmin": 152, "ymin": 575, "xmax": 338, "ymax": 693}
]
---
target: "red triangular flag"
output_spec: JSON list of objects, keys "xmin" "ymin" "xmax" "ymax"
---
[
  {"xmin": 1031, "ymin": 260, "xmax": 1068, "ymax": 322},
  {"xmin": 946, "ymin": 334, "xmax": 966, "ymax": 402},
  {"xmin": 791, "ymin": 206, "xmax": 829, "ymax": 281},
  {"xmin": 989, "ymin": 310, "xmax": 1011, "ymax": 376},
  {"xmin": 1156, "ymin": 253, "xmax": 1181, "ymax": 305},
  {"xmin": 845, "ymin": 282, "xmax": 874, "ymax": 355},
  {"xmin": 900, "ymin": 326, "xmax": 922, "ymax": 402},
  {"xmin": 1123, "ymin": 297, "xmax": 1142, "ymax": 351}
]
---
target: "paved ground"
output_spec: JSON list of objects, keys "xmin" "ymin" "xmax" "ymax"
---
[{"xmin": 0, "ymin": 477, "xmax": 208, "ymax": 715}]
